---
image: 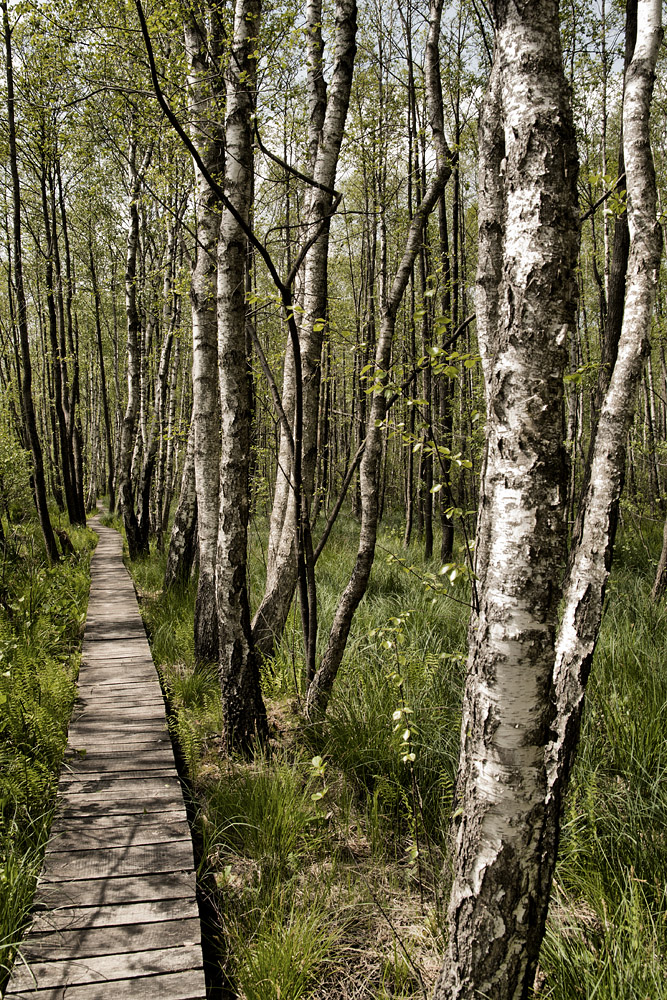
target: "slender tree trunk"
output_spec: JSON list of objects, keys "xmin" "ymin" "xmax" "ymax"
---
[
  {"xmin": 2, "ymin": 1, "xmax": 58, "ymax": 563},
  {"xmin": 118, "ymin": 139, "xmax": 151, "ymax": 559},
  {"xmin": 164, "ymin": 420, "xmax": 198, "ymax": 590},
  {"xmin": 216, "ymin": 0, "xmax": 268, "ymax": 752},
  {"xmin": 306, "ymin": 0, "xmax": 450, "ymax": 720},
  {"xmin": 185, "ymin": 5, "xmax": 224, "ymax": 665},
  {"xmin": 90, "ymin": 243, "xmax": 115, "ymax": 512},
  {"xmin": 251, "ymin": 0, "xmax": 357, "ymax": 662},
  {"xmin": 160, "ymin": 334, "xmax": 181, "ymax": 537}
]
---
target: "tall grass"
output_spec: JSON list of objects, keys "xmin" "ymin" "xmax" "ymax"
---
[
  {"xmin": 129, "ymin": 510, "xmax": 667, "ymax": 998},
  {"xmin": 0, "ymin": 519, "xmax": 94, "ymax": 990},
  {"xmin": 536, "ymin": 523, "xmax": 667, "ymax": 998}
]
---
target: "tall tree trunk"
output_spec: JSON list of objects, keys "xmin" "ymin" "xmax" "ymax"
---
[
  {"xmin": 547, "ymin": 0, "xmax": 661, "ymax": 805},
  {"xmin": 2, "ymin": 0, "xmax": 58, "ymax": 563},
  {"xmin": 251, "ymin": 0, "xmax": 358, "ymax": 662},
  {"xmin": 185, "ymin": 4, "xmax": 224, "ymax": 665},
  {"xmin": 90, "ymin": 243, "xmax": 115, "ymax": 512},
  {"xmin": 437, "ymin": 2, "xmax": 662, "ymax": 996},
  {"xmin": 56, "ymin": 160, "xmax": 86, "ymax": 525},
  {"xmin": 216, "ymin": 0, "xmax": 268, "ymax": 752},
  {"xmin": 118, "ymin": 138, "xmax": 151, "ymax": 559},
  {"xmin": 435, "ymin": 2, "xmax": 579, "ymax": 994},
  {"xmin": 305, "ymin": 0, "xmax": 451, "ymax": 720},
  {"xmin": 164, "ymin": 419, "xmax": 198, "ymax": 590}
]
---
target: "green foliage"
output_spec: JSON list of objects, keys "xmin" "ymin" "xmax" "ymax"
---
[
  {"xmin": 234, "ymin": 893, "xmax": 343, "ymax": 1000},
  {"xmin": 0, "ymin": 431, "xmax": 32, "ymax": 524},
  {"xmin": 201, "ymin": 758, "xmax": 325, "ymax": 887}
]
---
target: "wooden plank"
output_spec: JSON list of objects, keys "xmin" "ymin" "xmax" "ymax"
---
[
  {"xmin": 70, "ymin": 704, "xmax": 167, "ymax": 719},
  {"xmin": 58, "ymin": 774, "xmax": 181, "ymax": 794},
  {"xmin": 29, "ymin": 897, "xmax": 199, "ymax": 934},
  {"xmin": 68, "ymin": 719, "xmax": 167, "ymax": 732},
  {"xmin": 80, "ymin": 650, "xmax": 154, "ymax": 660},
  {"xmin": 47, "ymin": 812, "xmax": 188, "ymax": 846},
  {"xmin": 65, "ymin": 740, "xmax": 173, "ymax": 755},
  {"xmin": 21, "ymin": 917, "xmax": 202, "ymax": 961},
  {"xmin": 8, "ymin": 943, "xmax": 204, "ymax": 990},
  {"xmin": 40, "ymin": 841, "xmax": 195, "ymax": 881},
  {"xmin": 66, "ymin": 732, "xmax": 170, "ymax": 746},
  {"xmin": 80, "ymin": 643, "xmax": 153, "ymax": 658},
  {"xmin": 58, "ymin": 769, "xmax": 176, "ymax": 788},
  {"xmin": 4, "ymin": 968, "xmax": 206, "ymax": 1000},
  {"xmin": 74, "ymin": 690, "xmax": 164, "ymax": 704},
  {"xmin": 56, "ymin": 793, "xmax": 186, "ymax": 820},
  {"xmin": 34, "ymin": 872, "xmax": 197, "ymax": 910},
  {"xmin": 62, "ymin": 751, "xmax": 176, "ymax": 771}
]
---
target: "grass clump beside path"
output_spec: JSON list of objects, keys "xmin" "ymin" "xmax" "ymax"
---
[
  {"xmin": 0, "ymin": 518, "xmax": 95, "ymax": 992},
  {"xmin": 130, "ymin": 513, "xmax": 667, "ymax": 999}
]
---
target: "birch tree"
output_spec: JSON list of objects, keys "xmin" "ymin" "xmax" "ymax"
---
[
  {"xmin": 118, "ymin": 135, "xmax": 152, "ymax": 559},
  {"xmin": 305, "ymin": 0, "xmax": 451, "ymax": 720},
  {"xmin": 436, "ymin": 1, "xmax": 661, "ymax": 996},
  {"xmin": 251, "ymin": 0, "xmax": 358, "ymax": 663},
  {"xmin": 215, "ymin": 0, "xmax": 268, "ymax": 751},
  {"xmin": 185, "ymin": 3, "xmax": 224, "ymax": 665},
  {"xmin": 2, "ymin": 0, "xmax": 59, "ymax": 564}
]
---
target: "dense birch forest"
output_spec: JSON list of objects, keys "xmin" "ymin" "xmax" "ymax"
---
[{"xmin": 1, "ymin": 0, "xmax": 667, "ymax": 996}]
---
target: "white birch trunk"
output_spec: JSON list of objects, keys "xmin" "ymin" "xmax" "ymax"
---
[
  {"xmin": 185, "ymin": 6, "xmax": 224, "ymax": 665},
  {"xmin": 252, "ymin": 0, "xmax": 357, "ymax": 661},
  {"xmin": 164, "ymin": 420, "xmax": 198, "ymax": 590},
  {"xmin": 216, "ymin": 0, "xmax": 268, "ymax": 751},
  {"xmin": 305, "ymin": 0, "xmax": 450, "ymax": 720},
  {"xmin": 118, "ymin": 139, "xmax": 151, "ymax": 560},
  {"xmin": 435, "ymin": 1, "xmax": 579, "ymax": 995},
  {"xmin": 544, "ymin": 0, "xmax": 662, "ymax": 865}
]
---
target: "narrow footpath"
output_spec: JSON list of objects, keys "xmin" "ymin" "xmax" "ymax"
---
[{"xmin": 4, "ymin": 517, "xmax": 206, "ymax": 1000}]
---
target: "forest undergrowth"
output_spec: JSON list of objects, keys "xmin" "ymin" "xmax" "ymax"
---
[
  {"xmin": 127, "ymin": 507, "xmax": 667, "ymax": 1000},
  {"xmin": 132, "ymin": 508, "xmax": 667, "ymax": 1000},
  {"xmin": 0, "ymin": 517, "xmax": 95, "ymax": 993}
]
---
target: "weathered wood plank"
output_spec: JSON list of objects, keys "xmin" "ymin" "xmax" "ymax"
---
[
  {"xmin": 74, "ymin": 690, "xmax": 164, "ymax": 704},
  {"xmin": 59, "ymin": 775, "xmax": 181, "ymax": 794},
  {"xmin": 8, "ymin": 943, "xmax": 204, "ymax": 990},
  {"xmin": 29, "ymin": 896, "xmax": 199, "ymax": 934},
  {"xmin": 58, "ymin": 768, "xmax": 176, "ymax": 786},
  {"xmin": 47, "ymin": 818, "xmax": 190, "ymax": 852},
  {"xmin": 62, "ymin": 752, "xmax": 176, "ymax": 771},
  {"xmin": 34, "ymin": 872, "xmax": 198, "ymax": 910},
  {"xmin": 4, "ymin": 968, "xmax": 206, "ymax": 1000},
  {"xmin": 56, "ymin": 793, "xmax": 186, "ymax": 819},
  {"xmin": 65, "ymin": 739, "xmax": 173, "ymax": 755},
  {"xmin": 21, "ymin": 916, "xmax": 202, "ymax": 961},
  {"xmin": 40, "ymin": 841, "xmax": 195, "ymax": 881}
]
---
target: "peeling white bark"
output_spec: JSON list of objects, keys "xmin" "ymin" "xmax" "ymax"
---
[
  {"xmin": 436, "ymin": 2, "xmax": 579, "ymax": 996},
  {"xmin": 545, "ymin": 0, "xmax": 662, "ymax": 862},
  {"xmin": 185, "ymin": 6, "xmax": 224, "ymax": 664},
  {"xmin": 216, "ymin": 0, "xmax": 267, "ymax": 752}
]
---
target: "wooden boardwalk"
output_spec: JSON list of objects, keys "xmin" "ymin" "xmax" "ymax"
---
[{"xmin": 5, "ymin": 518, "xmax": 207, "ymax": 1000}]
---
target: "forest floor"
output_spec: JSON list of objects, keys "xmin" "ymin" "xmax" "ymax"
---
[
  {"xmin": 124, "ymin": 506, "xmax": 667, "ymax": 1000},
  {"xmin": 1, "ymin": 507, "xmax": 665, "ymax": 997}
]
